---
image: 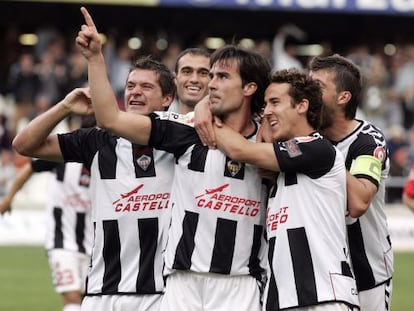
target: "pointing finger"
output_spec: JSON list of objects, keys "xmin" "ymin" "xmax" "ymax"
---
[{"xmin": 80, "ymin": 6, "xmax": 97, "ymax": 31}]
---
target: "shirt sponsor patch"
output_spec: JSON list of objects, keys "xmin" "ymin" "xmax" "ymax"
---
[{"xmin": 283, "ymin": 139, "xmax": 302, "ymax": 158}]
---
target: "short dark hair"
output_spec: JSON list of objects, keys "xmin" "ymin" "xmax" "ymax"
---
[
  {"xmin": 309, "ymin": 54, "xmax": 362, "ymax": 119},
  {"xmin": 130, "ymin": 56, "xmax": 176, "ymax": 97},
  {"xmin": 271, "ymin": 68, "xmax": 323, "ymax": 130},
  {"xmin": 210, "ymin": 45, "xmax": 271, "ymax": 115},
  {"xmin": 173, "ymin": 47, "xmax": 211, "ymax": 74}
]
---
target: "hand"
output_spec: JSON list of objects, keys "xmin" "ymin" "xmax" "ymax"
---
[
  {"xmin": 76, "ymin": 7, "xmax": 102, "ymax": 60},
  {"xmin": 0, "ymin": 198, "xmax": 12, "ymax": 215},
  {"xmin": 61, "ymin": 87, "xmax": 94, "ymax": 116},
  {"xmin": 256, "ymin": 118, "xmax": 273, "ymax": 143},
  {"xmin": 194, "ymin": 95, "xmax": 217, "ymax": 149}
]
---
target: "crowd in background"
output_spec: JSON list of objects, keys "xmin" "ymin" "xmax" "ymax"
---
[{"xmin": 1, "ymin": 22, "xmax": 414, "ymax": 203}]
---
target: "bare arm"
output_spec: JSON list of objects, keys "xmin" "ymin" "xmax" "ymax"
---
[
  {"xmin": 0, "ymin": 162, "xmax": 33, "ymax": 215},
  {"xmin": 76, "ymin": 7, "xmax": 151, "ymax": 145},
  {"xmin": 214, "ymin": 122, "xmax": 279, "ymax": 171},
  {"xmin": 346, "ymin": 172, "xmax": 377, "ymax": 218},
  {"xmin": 13, "ymin": 88, "xmax": 93, "ymax": 161}
]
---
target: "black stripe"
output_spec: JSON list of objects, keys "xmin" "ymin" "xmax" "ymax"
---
[
  {"xmin": 102, "ymin": 220, "xmax": 121, "ymax": 293},
  {"xmin": 137, "ymin": 218, "xmax": 158, "ymax": 293},
  {"xmin": 55, "ymin": 164, "xmax": 65, "ymax": 181},
  {"xmin": 188, "ymin": 144, "xmax": 208, "ymax": 172},
  {"xmin": 288, "ymin": 227, "xmax": 317, "ymax": 306},
  {"xmin": 266, "ymin": 237, "xmax": 279, "ymax": 311},
  {"xmin": 347, "ymin": 219, "xmax": 375, "ymax": 290},
  {"xmin": 210, "ymin": 218, "xmax": 237, "ymax": 274},
  {"xmin": 173, "ymin": 211, "xmax": 199, "ymax": 270},
  {"xmin": 99, "ymin": 139, "xmax": 118, "ymax": 179},
  {"xmin": 284, "ymin": 172, "xmax": 298, "ymax": 186},
  {"xmin": 249, "ymin": 224, "xmax": 265, "ymax": 279},
  {"xmin": 53, "ymin": 207, "xmax": 63, "ymax": 248},
  {"xmin": 75, "ymin": 212, "xmax": 86, "ymax": 253}
]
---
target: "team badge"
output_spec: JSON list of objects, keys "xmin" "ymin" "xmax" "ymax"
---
[
  {"xmin": 227, "ymin": 160, "xmax": 242, "ymax": 177},
  {"xmin": 373, "ymin": 146, "xmax": 386, "ymax": 163},
  {"xmin": 284, "ymin": 139, "xmax": 302, "ymax": 158},
  {"xmin": 137, "ymin": 155, "xmax": 152, "ymax": 171}
]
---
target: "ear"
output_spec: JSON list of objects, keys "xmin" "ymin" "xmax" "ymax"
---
[
  {"xmin": 297, "ymin": 99, "xmax": 309, "ymax": 114},
  {"xmin": 162, "ymin": 94, "xmax": 174, "ymax": 108},
  {"xmin": 243, "ymin": 82, "xmax": 258, "ymax": 96},
  {"xmin": 338, "ymin": 91, "xmax": 352, "ymax": 104},
  {"xmin": 173, "ymin": 72, "xmax": 178, "ymax": 86}
]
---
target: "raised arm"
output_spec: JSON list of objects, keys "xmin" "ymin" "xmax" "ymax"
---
[
  {"xmin": 214, "ymin": 122, "xmax": 279, "ymax": 171},
  {"xmin": 0, "ymin": 162, "xmax": 33, "ymax": 215},
  {"xmin": 76, "ymin": 7, "xmax": 151, "ymax": 145},
  {"xmin": 13, "ymin": 87, "xmax": 93, "ymax": 161}
]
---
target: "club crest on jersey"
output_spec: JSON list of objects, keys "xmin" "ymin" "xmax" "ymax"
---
[
  {"xmin": 227, "ymin": 160, "xmax": 242, "ymax": 177},
  {"xmin": 137, "ymin": 155, "xmax": 152, "ymax": 171},
  {"xmin": 373, "ymin": 146, "xmax": 386, "ymax": 163},
  {"xmin": 283, "ymin": 139, "xmax": 302, "ymax": 158}
]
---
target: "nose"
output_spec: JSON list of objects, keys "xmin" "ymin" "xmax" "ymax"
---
[
  {"xmin": 263, "ymin": 103, "xmax": 271, "ymax": 116},
  {"xmin": 208, "ymin": 77, "xmax": 216, "ymax": 90}
]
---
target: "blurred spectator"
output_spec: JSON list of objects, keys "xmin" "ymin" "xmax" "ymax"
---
[
  {"xmin": 347, "ymin": 45, "xmax": 390, "ymax": 130},
  {"xmin": 402, "ymin": 163, "xmax": 414, "ymax": 213},
  {"xmin": 272, "ymin": 24, "xmax": 306, "ymax": 70},
  {"xmin": 0, "ymin": 149, "xmax": 19, "ymax": 196},
  {"xmin": 104, "ymin": 37, "xmax": 134, "ymax": 109},
  {"xmin": 7, "ymin": 51, "xmax": 41, "ymax": 136},
  {"xmin": 391, "ymin": 44, "xmax": 414, "ymax": 129}
]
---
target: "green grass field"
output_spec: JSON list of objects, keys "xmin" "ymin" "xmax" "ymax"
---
[{"xmin": 0, "ymin": 246, "xmax": 412, "ymax": 310}]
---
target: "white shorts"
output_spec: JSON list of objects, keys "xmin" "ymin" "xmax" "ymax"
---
[
  {"xmin": 81, "ymin": 294, "xmax": 162, "ymax": 311},
  {"xmin": 48, "ymin": 249, "xmax": 90, "ymax": 294},
  {"xmin": 359, "ymin": 279, "xmax": 393, "ymax": 311},
  {"xmin": 160, "ymin": 271, "xmax": 262, "ymax": 311}
]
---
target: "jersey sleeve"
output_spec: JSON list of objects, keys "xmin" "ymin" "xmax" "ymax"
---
[
  {"xmin": 274, "ymin": 136, "xmax": 337, "ymax": 178},
  {"xmin": 58, "ymin": 127, "xmax": 113, "ymax": 169},
  {"xmin": 31, "ymin": 159, "xmax": 59, "ymax": 172},
  {"xmin": 346, "ymin": 131, "xmax": 387, "ymax": 189},
  {"xmin": 148, "ymin": 112, "xmax": 200, "ymax": 157}
]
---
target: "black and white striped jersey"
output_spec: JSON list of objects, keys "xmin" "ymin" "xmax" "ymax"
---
[
  {"xmin": 148, "ymin": 112, "xmax": 268, "ymax": 282},
  {"xmin": 333, "ymin": 119, "xmax": 394, "ymax": 291},
  {"xmin": 32, "ymin": 160, "xmax": 92, "ymax": 255},
  {"xmin": 264, "ymin": 133, "xmax": 359, "ymax": 310},
  {"xmin": 58, "ymin": 128, "xmax": 174, "ymax": 296}
]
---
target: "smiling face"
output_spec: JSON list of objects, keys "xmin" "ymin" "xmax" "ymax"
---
[
  {"xmin": 263, "ymin": 82, "xmax": 299, "ymax": 142},
  {"xmin": 124, "ymin": 68, "xmax": 172, "ymax": 115},
  {"xmin": 208, "ymin": 59, "xmax": 246, "ymax": 118},
  {"xmin": 175, "ymin": 53, "xmax": 210, "ymax": 112}
]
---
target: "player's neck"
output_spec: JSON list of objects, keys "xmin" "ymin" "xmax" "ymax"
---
[{"xmin": 324, "ymin": 118, "xmax": 360, "ymax": 142}]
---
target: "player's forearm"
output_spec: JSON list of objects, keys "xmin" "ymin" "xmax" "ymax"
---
[
  {"xmin": 6, "ymin": 163, "xmax": 33, "ymax": 201},
  {"xmin": 346, "ymin": 172, "xmax": 375, "ymax": 217},
  {"xmin": 87, "ymin": 53, "xmax": 120, "ymax": 131},
  {"xmin": 13, "ymin": 102, "xmax": 70, "ymax": 156},
  {"xmin": 215, "ymin": 124, "xmax": 278, "ymax": 171}
]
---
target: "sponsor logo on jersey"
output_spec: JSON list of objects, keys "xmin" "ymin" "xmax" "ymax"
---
[
  {"xmin": 195, "ymin": 183, "xmax": 261, "ymax": 217},
  {"xmin": 112, "ymin": 184, "xmax": 170, "ymax": 212},
  {"xmin": 267, "ymin": 206, "xmax": 289, "ymax": 232},
  {"xmin": 157, "ymin": 111, "xmax": 194, "ymax": 126}
]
